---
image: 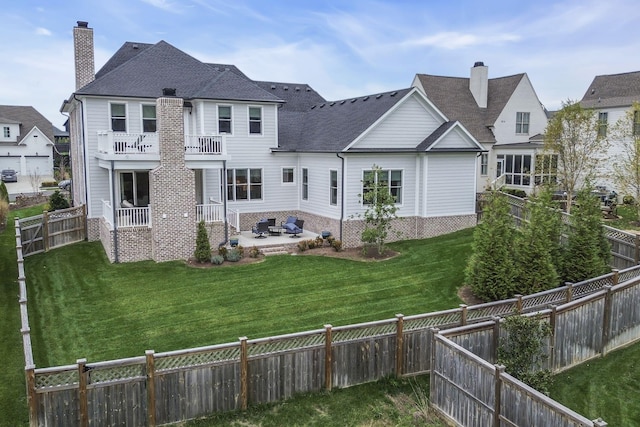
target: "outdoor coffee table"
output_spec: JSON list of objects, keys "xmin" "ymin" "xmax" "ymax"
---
[{"xmin": 268, "ymin": 225, "xmax": 285, "ymax": 235}]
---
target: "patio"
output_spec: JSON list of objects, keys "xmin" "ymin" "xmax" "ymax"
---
[{"xmin": 232, "ymin": 229, "xmax": 319, "ymax": 250}]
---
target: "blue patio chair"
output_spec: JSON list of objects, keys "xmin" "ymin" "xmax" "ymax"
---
[
  {"xmin": 283, "ymin": 219, "xmax": 304, "ymax": 238},
  {"xmin": 252, "ymin": 219, "xmax": 269, "ymax": 238}
]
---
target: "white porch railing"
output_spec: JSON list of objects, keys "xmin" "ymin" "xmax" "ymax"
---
[
  {"xmin": 491, "ymin": 173, "xmax": 506, "ymax": 190},
  {"xmin": 97, "ymin": 131, "xmax": 159, "ymax": 155},
  {"xmin": 184, "ymin": 135, "xmax": 226, "ymax": 155},
  {"xmin": 196, "ymin": 203, "xmax": 224, "ymax": 223},
  {"xmin": 102, "ymin": 200, "xmax": 114, "ymax": 228},
  {"xmin": 103, "ymin": 200, "xmax": 150, "ymax": 228},
  {"xmin": 228, "ymin": 208, "xmax": 240, "ymax": 232}
]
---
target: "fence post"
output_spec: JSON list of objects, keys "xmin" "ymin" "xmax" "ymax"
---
[
  {"xmin": 324, "ymin": 325, "xmax": 332, "ymax": 391},
  {"xmin": 395, "ymin": 314, "xmax": 404, "ymax": 377},
  {"xmin": 25, "ymin": 365, "xmax": 37, "ymax": 427},
  {"xmin": 635, "ymin": 234, "xmax": 640, "ymax": 265},
  {"xmin": 601, "ymin": 285, "xmax": 613, "ymax": 356},
  {"xmin": 459, "ymin": 304, "xmax": 467, "ymax": 326},
  {"xmin": 492, "ymin": 317, "xmax": 501, "ymax": 363},
  {"xmin": 514, "ymin": 295, "xmax": 523, "ymax": 313},
  {"xmin": 565, "ymin": 282, "xmax": 573, "ymax": 303},
  {"xmin": 592, "ymin": 417, "xmax": 608, "ymax": 426},
  {"xmin": 494, "ymin": 364, "xmax": 505, "ymax": 427},
  {"xmin": 82, "ymin": 204, "xmax": 88, "ymax": 241},
  {"xmin": 239, "ymin": 337, "xmax": 248, "ymax": 410},
  {"xmin": 145, "ymin": 350, "xmax": 156, "ymax": 427},
  {"xmin": 429, "ymin": 328, "xmax": 440, "ymax": 396},
  {"xmin": 611, "ymin": 269, "xmax": 619, "ymax": 286},
  {"xmin": 77, "ymin": 358, "xmax": 88, "ymax": 427},
  {"xmin": 42, "ymin": 210, "xmax": 50, "ymax": 252},
  {"xmin": 549, "ymin": 305, "xmax": 557, "ymax": 371}
]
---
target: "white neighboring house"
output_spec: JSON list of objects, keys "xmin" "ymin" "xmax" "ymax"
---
[
  {"xmin": 412, "ymin": 62, "xmax": 551, "ymax": 194},
  {"xmin": 0, "ymin": 105, "xmax": 55, "ymax": 181},
  {"xmin": 63, "ymin": 21, "xmax": 484, "ymax": 263},
  {"xmin": 579, "ymin": 71, "xmax": 640, "ymax": 193}
]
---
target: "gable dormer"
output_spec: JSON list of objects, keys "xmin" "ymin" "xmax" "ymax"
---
[{"xmin": 0, "ymin": 118, "xmax": 20, "ymax": 143}]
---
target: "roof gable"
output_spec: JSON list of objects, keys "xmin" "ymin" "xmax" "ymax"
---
[
  {"xmin": 419, "ymin": 121, "xmax": 483, "ymax": 152},
  {"xmin": 580, "ymin": 71, "xmax": 640, "ymax": 108},
  {"xmin": 0, "ymin": 105, "xmax": 54, "ymax": 144}
]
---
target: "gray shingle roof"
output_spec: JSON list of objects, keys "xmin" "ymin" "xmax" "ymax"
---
[
  {"xmin": 255, "ymin": 81, "xmax": 326, "ymax": 112},
  {"xmin": 95, "ymin": 42, "xmax": 154, "ymax": 80},
  {"xmin": 580, "ymin": 71, "xmax": 640, "ymax": 108},
  {"xmin": 277, "ymin": 89, "xmax": 414, "ymax": 152},
  {"xmin": 78, "ymin": 41, "xmax": 282, "ymax": 103},
  {"xmin": 415, "ymin": 73, "xmax": 525, "ymax": 143},
  {"xmin": 0, "ymin": 105, "xmax": 54, "ymax": 144}
]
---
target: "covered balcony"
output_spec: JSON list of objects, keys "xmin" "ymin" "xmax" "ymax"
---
[{"xmin": 97, "ymin": 132, "xmax": 226, "ymax": 159}]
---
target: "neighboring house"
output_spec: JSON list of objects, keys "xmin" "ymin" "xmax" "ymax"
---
[
  {"xmin": 412, "ymin": 62, "xmax": 551, "ymax": 194},
  {"xmin": 580, "ymin": 70, "xmax": 640, "ymax": 192},
  {"xmin": 53, "ymin": 125, "xmax": 70, "ymax": 175},
  {"xmin": 63, "ymin": 21, "xmax": 483, "ymax": 263},
  {"xmin": 0, "ymin": 105, "xmax": 55, "ymax": 179}
]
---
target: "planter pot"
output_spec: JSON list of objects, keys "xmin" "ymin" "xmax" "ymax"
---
[
  {"xmin": 321, "ymin": 231, "xmax": 332, "ymax": 239},
  {"xmin": 230, "ymin": 238, "xmax": 239, "ymax": 247}
]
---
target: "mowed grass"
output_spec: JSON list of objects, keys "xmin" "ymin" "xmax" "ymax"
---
[
  {"xmin": 26, "ymin": 228, "xmax": 473, "ymax": 368},
  {"xmin": 549, "ymin": 342, "xmax": 640, "ymax": 426}
]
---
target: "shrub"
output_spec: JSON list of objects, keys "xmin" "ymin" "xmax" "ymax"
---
[
  {"xmin": 226, "ymin": 248, "xmax": 242, "ymax": 262},
  {"xmin": 331, "ymin": 239, "xmax": 343, "ymax": 252},
  {"xmin": 194, "ymin": 221, "xmax": 211, "ymax": 263},
  {"xmin": 48, "ymin": 190, "xmax": 70, "ymax": 211},
  {"xmin": 307, "ymin": 239, "xmax": 316, "ymax": 249},
  {"xmin": 210, "ymin": 255, "xmax": 224, "ymax": 265},
  {"xmin": 0, "ymin": 200, "xmax": 8, "ymax": 226},
  {"xmin": 623, "ymin": 195, "xmax": 635, "ymax": 205},
  {"xmin": 500, "ymin": 187, "xmax": 527, "ymax": 198},
  {"xmin": 248, "ymin": 245, "xmax": 261, "ymax": 258},
  {"xmin": 315, "ymin": 236, "xmax": 325, "ymax": 247},
  {"xmin": 235, "ymin": 245, "xmax": 245, "ymax": 257},
  {"xmin": 297, "ymin": 240, "xmax": 308, "ymax": 252},
  {"xmin": 0, "ymin": 181, "xmax": 8, "ymax": 203},
  {"xmin": 218, "ymin": 246, "xmax": 228, "ymax": 259},
  {"xmin": 40, "ymin": 181, "xmax": 58, "ymax": 188},
  {"xmin": 327, "ymin": 236, "xmax": 335, "ymax": 245}
]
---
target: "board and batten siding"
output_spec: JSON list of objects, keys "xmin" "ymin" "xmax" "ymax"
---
[
  {"xmin": 343, "ymin": 155, "xmax": 417, "ymax": 218},
  {"xmin": 425, "ymin": 153, "xmax": 477, "ymax": 217},
  {"xmin": 349, "ymin": 94, "xmax": 443, "ymax": 150}
]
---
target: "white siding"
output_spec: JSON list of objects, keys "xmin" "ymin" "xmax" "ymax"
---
[
  {"xmin": 425, "ymin": 153, "xmax": 477, "ymax": 216},
  {"xmin": 83, "ymin": 97, "xmax": 112, "ymax": 218},
  {"xmin": 298, "ymin": 154, "xmax": 343, "ymax": 219},
  {"xmin": 431, "ymin": 127, "xmax": 478, "ymax": 150},
  {"xmin": 350, "ymin": 94, "xmax": 443, "ymax": 150}
]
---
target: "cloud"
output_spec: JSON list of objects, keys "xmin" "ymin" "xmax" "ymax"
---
[
  {"xmin": 402, "ymin": 31, "xmax": 521, "ymax": 50},
  {"xmin": 139, "ymin": 0, "xmax": 182, "ymax": 14},
  {"xmin": 35, "ymin": 27, "xmax": 52, "ymax": 36}
]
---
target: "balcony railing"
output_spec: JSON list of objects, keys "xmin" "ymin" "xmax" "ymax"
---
[
  {"xmin": 184, "ymin": 135, "xmax": 226, "ymax": 155},
  {"xmin": 102, "ymin": 200, "xmax": 151, "ymax": 228},
  {"xmin": 97, "ymin": 131, "xmax": 159, "ymax": 155}
]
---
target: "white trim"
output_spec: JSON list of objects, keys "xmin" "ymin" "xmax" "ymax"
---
[
  {"xmin": 425, "ymin": 121, "xmax": 484, "ymax": 151},
  {"xmin": 139, "ymin": 103, "xmax": 157, "ymax": 133},
  {"xmin": 108, "ymin": 101, "xmax": 128, "ymax": 133},
  {"xmin": 360, "ymin": 167, "xmax": 405, "ymax": 207},
  {"xmin": 248, "ymin": 105, "xmax": 263, "ymax": 136},
  {"xmin": 329, "ymin": 169, "xmax": 338, "ymax": 206},
  {"xmin": 281, "ymin": 166, "xmax": 295, "ymax": 185},
  {"xmin": 217, "ymin": 104, "xmax": 233, "ymax": 135}
]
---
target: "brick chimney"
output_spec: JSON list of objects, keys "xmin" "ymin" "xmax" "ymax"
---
[
  {"xmin": 73, "ymin": 21, "xmax": 95, "ymax": 90},
  {"xmin": 469, "ymin": 61, "xmax": 488, "ymax": 108}
]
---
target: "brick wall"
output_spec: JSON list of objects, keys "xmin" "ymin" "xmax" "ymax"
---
[
  {"xmin": 150, "ymin": 96, "xmax": 197, "ymax": 262},
  {"xmin": 87, "ymin": 217, "xmax": 100, "ymax": 241},
  {"xmin": 73, "ymin": 22, "xmax": 95, "ymax": 90}
]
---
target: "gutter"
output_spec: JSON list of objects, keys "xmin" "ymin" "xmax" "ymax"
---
[
  {"xmin": 336, "ymin": 152, "xmax": 345, "ymax": 242},
  {"xmin": 218, "ymin": 160, "xmax": 229, "ymax": 248}
]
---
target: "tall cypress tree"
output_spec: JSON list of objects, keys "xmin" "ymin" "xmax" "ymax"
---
[{"xmin": 465, "ymin": 192, "xmax": 517, "ymax": 301}]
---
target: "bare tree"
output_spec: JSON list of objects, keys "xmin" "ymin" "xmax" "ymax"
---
[
  {"xmin": 543, "ymin": 100, "xmax": 609, "ymax": 213},
  {"xmin": 609, "ymin": 102, "xmax": 640, "ymax": 218},
  {"xmin": 28, "ymin": 167, "xmax": 41, "ymax": 194}
]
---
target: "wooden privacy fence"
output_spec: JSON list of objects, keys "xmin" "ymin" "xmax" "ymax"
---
[
  {"xmin": 478, "ymin": 192, "xmax": 640, "ymax": 269},
  {"xmin": 18, "ymin": 205, "xmax": 86, "ymax": 257}
]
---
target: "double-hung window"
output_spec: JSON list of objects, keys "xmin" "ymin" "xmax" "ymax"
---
[
  {"xmin": 598, "ymin": 112, "xmax": 608, "ymax": 138},
  {"xmin": 218, "ymin": 106, "xmax": 232, "ymax": 134},
  {"xmin": 362, "ymin": 169, "xmax": 402, "ymax": 204},
  {"xmin": 110, "ymin": 103, "xmax": 127, "ymax": 132},
  {"xmin": 227, "ymin": 168, "xmax": 262, "ymax": 201},
  {"xmin": 515, "ymin": 112, "xmax": 530, "ymax": 134},
  {"xmin": 142, "ymin": 105, "xmax": 156, "ymax": 132},
  {"xmin": 249, "ymin": 107, "xmax": 262, "ymax": 134},
  {"xmin": 3, "ymin": 127, "xmax": 9, "ymax": 138},
  {"xmin": 282, "ymin": 167, "xmax": 294, "ymax": 184},
  {"xmin": 302, "ymin": 168, "xmax": 308, "ymax": 200},
  {"xmin": 480, "ymin": 153, "xmax": 488, "ymax": 176},
  {"xmin": 330, "ymin": 170, "xmax": 338, "ymax": 205}
]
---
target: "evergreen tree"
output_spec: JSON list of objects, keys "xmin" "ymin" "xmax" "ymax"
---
[
  {"xmin": 561, "ymin": 187, "xmax": 610, "ymax": 283},
  {"xmin": 465, "ymin": 192, "xmax": 517, "ymax": 301},
  {"xmin": 513, "ymin": 188, "xmax": 562, "ymax": 294},
  {"xmin": 48, "ymin": 190, "xmax": 70, "ymax": 211},
  {"xmin": 194, "ymin": 220, "xmax": 211, "ymax": 262}
]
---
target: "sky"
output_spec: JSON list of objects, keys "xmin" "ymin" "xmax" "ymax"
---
[{"xmin": 2, "ymin": 0, "xmax": 640, "ymax": 128}]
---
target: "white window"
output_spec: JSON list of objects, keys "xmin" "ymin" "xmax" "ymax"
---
[
  {"xmin": 282, "ymin": 167, "xmax": 295, "ymax": 184},
  {"xmin": 302, "ymin": 168, "xmax": 308, "ymax": 200},
  {"xmin": 227, "ymin": 168, "xmax": 262, "ymax": 201},
  {"xmin": 218, "ymin": 105, "xmax": 232, "ymax": 134},
  {"xmin": 480, "ymin": 153, "xmax": 488, "ymax": 176},
  {"xmin": 362, "ymin": 169, "xmax": 402, "ymax": 204},
  {"xmin": 598, "ymin": 112, "xmax": 608, "ymax": 138},
  {"xmin": 3, "ymin": 127, "xmax": 9, "ymax": 138},
  {"xmin": 110, "ymin": 103, "xmax": 127, "ymax": 132},
  {"xmin": 248, "ymin": 106, "xmax": 262, "ymax": 134},
  {"xmin": 498, "ymin": 154, "xmax": 531, "ymax": 186},
  {"xmin": 516, "ymin": 112, "xmax": 530, "ymax": 134},
  {"xmin": 142, "ymin": 105, "xmax": 156, "ymax": 133},
  {"xmin": 330, "ymin": 170, "xmax": 338, "ymax": 206},
  {"xmin": 119, "ymin": 171, "xmax": 149, "ymax": 206}
]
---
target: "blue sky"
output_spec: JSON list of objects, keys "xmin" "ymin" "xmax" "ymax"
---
[{"xmin": 2, "ymin": 0, "xmax": 639, "ymax": 127}]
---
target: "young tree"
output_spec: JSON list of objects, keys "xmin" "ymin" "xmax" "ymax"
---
[
  {"xmin": 609, "ymin": 102, "xmax": 640, "ymax": 218},
  {"xmin": 194, "ymin": 220, "xmax": 211, "ymax": 262},
  {"xmin": 465, "ymin": 192, "xmax": 517, "ymax": 301},
  {"xmin": 498, "ymin": 315, "xmax": 553, "ymax": 395},
  {"xmin": 561, "ymin": 187, "xmax": 610, "ymax": 283},
  {"xmin": 513, "ymin": 188, "xmax": 563, "ymax": 294},
  {"xmin": 48, "ymin": 190, "xmax": 70, "ymax": 211},
  {"xmin": 544, "ymin": 100, "xmax": 609, "ymax": 213},
  {"xmin": 359, "ymin": 164, "xmax": 399, "ymax": 255}
]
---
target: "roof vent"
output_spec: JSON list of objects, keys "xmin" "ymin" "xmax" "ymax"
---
[
  {"xmin": 363, "ymin": 96, "xmax": 369, "ymax": 101},
  {"xmin": 77, "ymin": 21, "xmax": 89, "ymax": 28},
  {"xmin": 162, "ymin": 88, "xmax": 177, "ymax": 97},
  {"xmin": 330, "ymin": 102, "xmax": 335, "ymax": 106},
  {"xmin": 306, "ymin": 87, "xmax": 311, "ymax": 92},
  {"xmin": 295, "ymin": 87, "xmax": 300, "ymax": 91},
  {"xmin": 271, "ymin": 85, "xmax": 276, "ymax": 90},
  {"xmin": 311, "ymin": 105, "xmax": 316, "ymax": 109},
  {"xmin": 390, "ymin": 91, "xmax": 397, "ymax": 97},
  {"xmin": 473, "ymin": 61, "xmax": 485, "ymax": 67},
  {"xmin": 591, "ymin": 88, "xmax": 596, "ymax": 95},
  {"xmin": 350, "ymin": 98, "xmax": 357, "ymax": 103},
  {"xmin": 319, "ymin": 103, "xmax": 325, "ymax": 108},
  {"xmin": 340, "ymin": 100, "xmax": 346, "ymax": 105},
  {"xmin": 376, "ymin": 94, "xmax": 382, "ymax": 99},
  {"xmin": 132, "ymin": 44, "xmax": 139, "ymax": 49},
  {"xmin": 283, "ymin": 86, "xmax": 289, "ymax": 91}
]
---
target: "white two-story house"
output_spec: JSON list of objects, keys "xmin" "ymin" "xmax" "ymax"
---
[
  {"xmin": 413, "ymin": 62, "xmax": 551, "ymax": 194},
  {"xmin": 63, "ymin": 21, "xmax": 484, "ymax": 263}
]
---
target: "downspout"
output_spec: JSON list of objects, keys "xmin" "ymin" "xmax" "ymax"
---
[
  {"xmin": 110, "ymin": 160, "xmax": 119, "ymax": 263},
  {"xmin": 73, "ymin": 94, "xmax": 89, "ymax": 211},
  {"xmin": 218, "ymin": 160, "xmax": 229, "ymax": 248},
  {"xmin": 336, "ymin": 152, "xmax": 345, "ymax": 242}
]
